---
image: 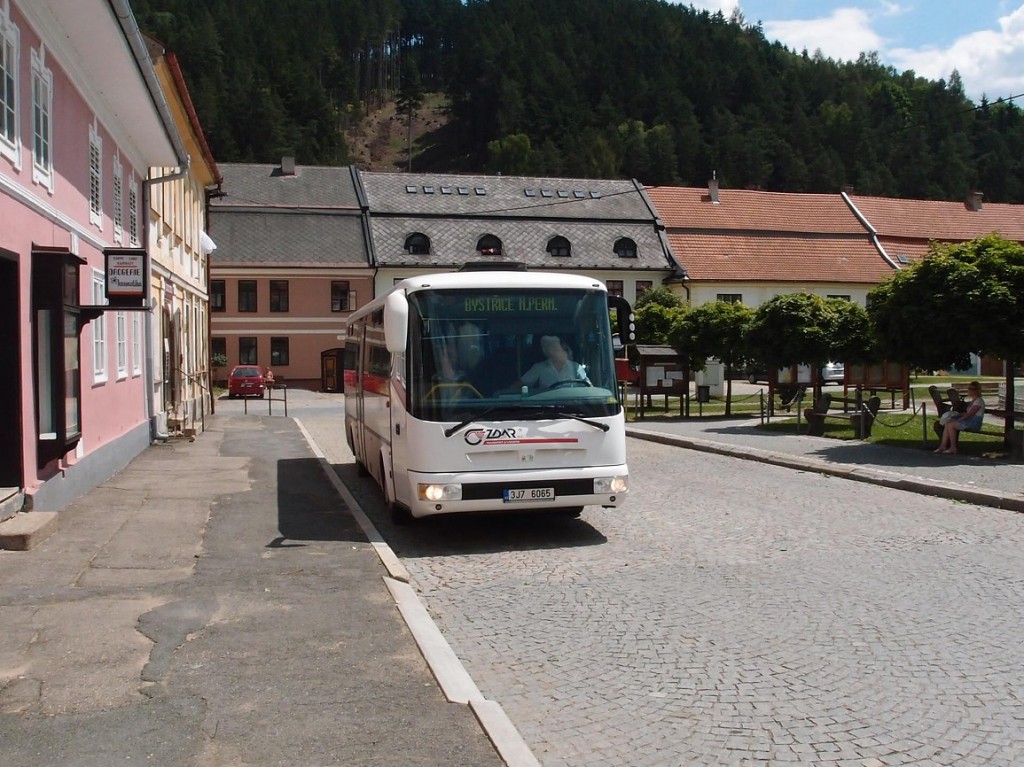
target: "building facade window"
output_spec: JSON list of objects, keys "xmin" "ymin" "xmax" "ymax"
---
[
  {"xmin": 0, "ymin": 9, "xmax": 19, "ymax": 165},
  {"xmin": 210, "ymin": 279, "xmax": 225, "ymax": 312},
  {"xmin": 606, "ymin": 280, "xmax": 624, "ymax": 298},
  {"xmin": 827, "ymin": 294, "xmax": 851, "ymax": 301},
  {"xmin": 32, "ymin": 250, "xmax": 83, "ymax": 468},
  {"xmin": 613, "ymin": 238, "xmax": 638, "ymax": 259},
  {"xmin": 270, "ymin": 337, "xmax": 289, "ymax": 366},
  {"xmin": 238, "ymin": 280, "xmax": 257, "ymax": 312},
  {"xmin": 404, "ymin": 233, "xmax": 430, "ymax": 254},
  {"xmin": 132, "ymin": 311, "xmax": 142, "ymax": 376},
  {"xmin": 547, "ymin": 236, "xmax": 571, "ymax": 257},
  {"xmin": 636, "ymin": 280, "xmax": 653, "ymax": 298},
  {"xmin": 115, "ymin": 311, "xmax": 127, "ymax": 379},
  {"xmin": 88, "ymin": 123, "xmax": 102, "ymax": 227},
  {"xmin": 91, "ymin": 270, "xmax": 107, "ymax": 383},
  {"xmin": 477, "ymin": 234, "xmax": 502, "ymax": 256},
  {"xmin": 30, "ymin": 46, "xmax": 53, "ymax": 192},
  {"xmin": 211, "ymin": 336, "xmax": 226, "ymax": 366},
  {"xmin": 716, "ymin": 293, "xmax": 743, "ymax": 303},
  {"xmin": 128, "ymin": 177, "xmax": 139, "ymax": 246},
  {"xmin": 331, "ymin": 280, "xmax": 353, "ymax": 312},
  {"xmin": 269, "ymin": 280, "xmax": 289, "ymax": 312},
  {"xmin": 238, "ymin": 336, "xmax": 257, "ymax": 365},
  {"xmin": 112, "ymin": 153, "xmax": 123, "ymax": 243}
]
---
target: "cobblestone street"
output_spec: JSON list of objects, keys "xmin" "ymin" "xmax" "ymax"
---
[{"xmin": 259, "ymin": 389, "xmax": 1024, "ymax": 766}]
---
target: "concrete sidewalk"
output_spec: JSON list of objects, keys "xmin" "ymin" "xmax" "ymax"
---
[
  {"xmin": 0, "ymin": 411, "xmax": 506, "ymax": 767},
  {"xmin": 628, "ymin": 415, "xmax": 1024, "ymax": 513}
]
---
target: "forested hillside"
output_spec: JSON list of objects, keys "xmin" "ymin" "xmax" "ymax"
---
[{"xmin": 132, "ymin": 0, "xmax": 1024, "ymax": 202}]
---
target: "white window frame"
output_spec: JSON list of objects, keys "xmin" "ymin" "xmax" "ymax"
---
[
  {"xmin": 91, "ymin": 269, "xmax": 108, "ymax": 383},
  {"xmin": 128, "ymin": 176, "xmax": 139, "ymax": 246},
  {"xmin": 0, "ymin": 4, "xmax": 20, "ymax": 167},
  {"xmin": 115, "ymin": 311, "xmax": 127, "ymax": 379},
  {"xmin": 30, "ymin": 45, "xmax": 53, "ymax": 193},
  {"xmin": 112, "ymin": 152, "xmax": 123, "ymax": 244},
  {"xmin": 88, "ymin": 122, "xmax": 102, "ymax": 228},
  {"xmin": 131, "ymin": 310, "xmax": 142, "ymax": 376}
]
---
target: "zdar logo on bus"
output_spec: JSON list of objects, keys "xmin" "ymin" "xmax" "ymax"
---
[{"xmin": 464, "ymin": 427, "xmax": 519, "ymax": 446}]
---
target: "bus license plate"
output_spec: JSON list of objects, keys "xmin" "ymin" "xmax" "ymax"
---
[{"xmin": 504, "ymin": 487, "xmax": 555, "ymax": 503}]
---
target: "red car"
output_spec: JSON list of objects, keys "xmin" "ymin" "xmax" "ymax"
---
[{"xmin": 227, "ymin": 365, "xmax": 266, "ymax": 398}]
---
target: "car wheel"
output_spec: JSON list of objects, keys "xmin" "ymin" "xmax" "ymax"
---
[{"xmin": 228, "ymin": 393, "xmax": 236, "ymax": 399}]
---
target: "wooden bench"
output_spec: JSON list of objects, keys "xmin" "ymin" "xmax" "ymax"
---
[
  {"xmin": 803, "ymin": 392, "xmax": 881, "ymax": 439},
  {"xmin": 929, "ymin": 383, "xmax": 1024, "ymax": 439}
]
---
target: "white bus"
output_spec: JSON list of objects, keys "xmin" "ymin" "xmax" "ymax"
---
[{"xmin": 344, "ymin": 268, "xmax": 635, "ymax": 522}]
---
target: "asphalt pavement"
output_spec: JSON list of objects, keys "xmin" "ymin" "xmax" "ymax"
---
[{"xmin": 1, "ymin": 387, "xmax": 1021, "ymax": 766}]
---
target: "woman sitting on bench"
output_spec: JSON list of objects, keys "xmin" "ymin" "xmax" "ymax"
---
[{"xmin": 935, "ymin": 381, "xmax": 986, "ymax": 455}]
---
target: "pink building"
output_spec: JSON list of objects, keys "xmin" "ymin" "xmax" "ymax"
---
[{"xmin": 0, "ymin": 0, "xmax": 188, "ymax": 513}]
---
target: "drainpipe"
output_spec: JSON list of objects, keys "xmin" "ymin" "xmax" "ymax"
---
[{"xmin": 111, "ymin": 0, "xmax": 191, "ymax": 441}]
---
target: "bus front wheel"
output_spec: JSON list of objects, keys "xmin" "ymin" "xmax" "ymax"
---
[{"xmin": 553, "ymin": 507, "xmax": 583, "ymax": 518}]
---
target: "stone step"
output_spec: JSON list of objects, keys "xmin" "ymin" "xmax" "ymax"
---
[{"xmin": 0, "ymin": 511, "xmax": 58, "ymax": 551}]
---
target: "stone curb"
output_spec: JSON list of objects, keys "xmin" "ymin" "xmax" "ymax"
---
[{"xmin": 627, "ymin": 428, "xmax": 1024, "ymax": 514}]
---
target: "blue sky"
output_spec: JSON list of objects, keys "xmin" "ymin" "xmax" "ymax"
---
[{"xmin": 684, "ymin": 1, "xmax": 1024, "ymax": 102}]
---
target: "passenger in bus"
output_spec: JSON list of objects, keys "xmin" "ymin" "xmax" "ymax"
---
[
  {"xmin": 437, "ymin": 322, "xmax": 484, "ymax": 384},
  {"xmin": 514, "ymin": 335, "xmax": 590, "ymax": 391}
]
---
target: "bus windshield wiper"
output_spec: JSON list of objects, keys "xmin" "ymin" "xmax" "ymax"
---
[
  {"xmin": 443, "ymin": 407, "xmax": 520, "ymax": 438},
  {"xmin": 514, "ymin": 406, "xmax": 610, "ymax": 432},
  {"xmin": 443, "ymin": 406, "xmax": 609, "ymax": 437}
]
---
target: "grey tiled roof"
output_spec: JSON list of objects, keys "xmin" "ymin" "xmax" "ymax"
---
[
  {"xmin": 210, "ymin": 210, "xmax": 369, "ymax": 266},
  {"xmin": 360, "ymin": 171, "xmax": 653, "ymax": 220},
  {"xmin": 214, "ymin": 163, "xmax": 361, "ymax": 209},
  {"xmin": 370, "ymin": 217, "xmax": 670, "ymax": 270}
]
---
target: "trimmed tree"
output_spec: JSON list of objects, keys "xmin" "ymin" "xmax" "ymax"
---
[
  {"xmin": 746, "ymin": 293, "xmax": 871, "ymax": 402},
  {"xmin": 668, "ymin": 300, "xmax": 754, "ymax": 415},
  {"xmin": 634, "ymin": 287, "xmax": 684, "ymax": 344},
  {"xmin": 869, "ymin": 234, "xmax": 1024, "ymax": 441}
]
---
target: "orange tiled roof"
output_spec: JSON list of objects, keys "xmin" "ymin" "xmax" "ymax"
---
[
  {"xmin": 848, "ymin": 194, "xmax": 1024, "ymax": 241},
  {"xmin": 647, "ymin": 186, "xmax": 865, "ymax": 234},
  {"xmin": 668, "ymin": 232, "xmax": 894, "ymax": 283},
  {"xmin": 874, "ymin": 237, "xmax": 933, "ymax": 265}
]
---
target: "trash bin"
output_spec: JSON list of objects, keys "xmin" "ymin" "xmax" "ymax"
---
[{"xmin": 696, "ymin": 385, "xmax": 711, "ymax": 403}]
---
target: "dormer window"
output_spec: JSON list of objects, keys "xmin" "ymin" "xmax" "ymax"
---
[
  {"xmin": 614, "ymin": 237, "xmax": 638, "ymax": 258},
  {"xmin": 547, "ymin": 236, "xmax": 571, "ymax": 257},
  {"xmin": 477, "ymin": 234, "xmax": 502, "ymax": 256},
  {"xmin": 405, "ymin": 233, "xmax": 431, "ymax": 255}
]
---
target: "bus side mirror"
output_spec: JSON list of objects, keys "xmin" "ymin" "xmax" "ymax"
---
[
  {"xmin": 384, "ymin": 291, "xmax": 409, "ymax": 352},
  {"xmin": 608, "ymin": 295, "xmax": 636, "ymax": 345}
]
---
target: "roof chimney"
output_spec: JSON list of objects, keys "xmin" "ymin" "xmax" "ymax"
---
[
  {"xmin": 281, "ymin": 156, "xmax": 296, "ymax": 176},
  {"xmin": 708, "ymin": 173, "xmax": 720, "ymax": 204},
  {"xmin": 842, "ymin": 184, "xmax": 855, "ymax": 195},
  {"xmin": 966, "ymin": 190, "xmax": 983, "ymax": 211}
]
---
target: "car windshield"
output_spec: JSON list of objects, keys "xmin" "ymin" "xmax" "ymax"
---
[
  {"xmin": 233, "ymin": 368, "xmax": 261, "ymax": 377},
  {"xmin": 406, "ymin": 287, "xmax": 620, "ymax": 422}
]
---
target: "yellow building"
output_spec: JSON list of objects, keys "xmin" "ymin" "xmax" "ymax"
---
[{"xmin": 146, "ymin": 37, "xmax": 222, "ymax": 436}]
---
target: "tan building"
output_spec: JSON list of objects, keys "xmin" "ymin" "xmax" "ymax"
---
[
  {"xmin": 209, "ymin": 160, "xmax": 374, "ymax": 390},
  {"xmin": 146, "ymin": 39, "xmax": 222, "ymax": 435}
]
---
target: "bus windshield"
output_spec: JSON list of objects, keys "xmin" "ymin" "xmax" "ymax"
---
[{"xmin": 407, "ymin": 287, "xmax": 620, "ymax": 422}]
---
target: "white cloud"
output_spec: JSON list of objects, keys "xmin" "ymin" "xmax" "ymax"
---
[
  {"xmin": 763, "ymin": 8, "xmax": 887, "ymax": 62},
  {"xmin": 889, "ymin": 5, "xmax": 1024, "ymax": 99}
]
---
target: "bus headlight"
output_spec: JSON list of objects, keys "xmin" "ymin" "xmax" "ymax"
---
[
  {"xmin": 594, "ymin": 476, "xmax": 628, "ymax": 494},
  {"xmin": 417, "ymin": 483, "xmax": 463, "ymax": 502}
]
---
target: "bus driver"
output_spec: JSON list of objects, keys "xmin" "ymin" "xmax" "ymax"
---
[{"xmin": 515, "ymin": 335, "xmax": 590, "ymax": 391}]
